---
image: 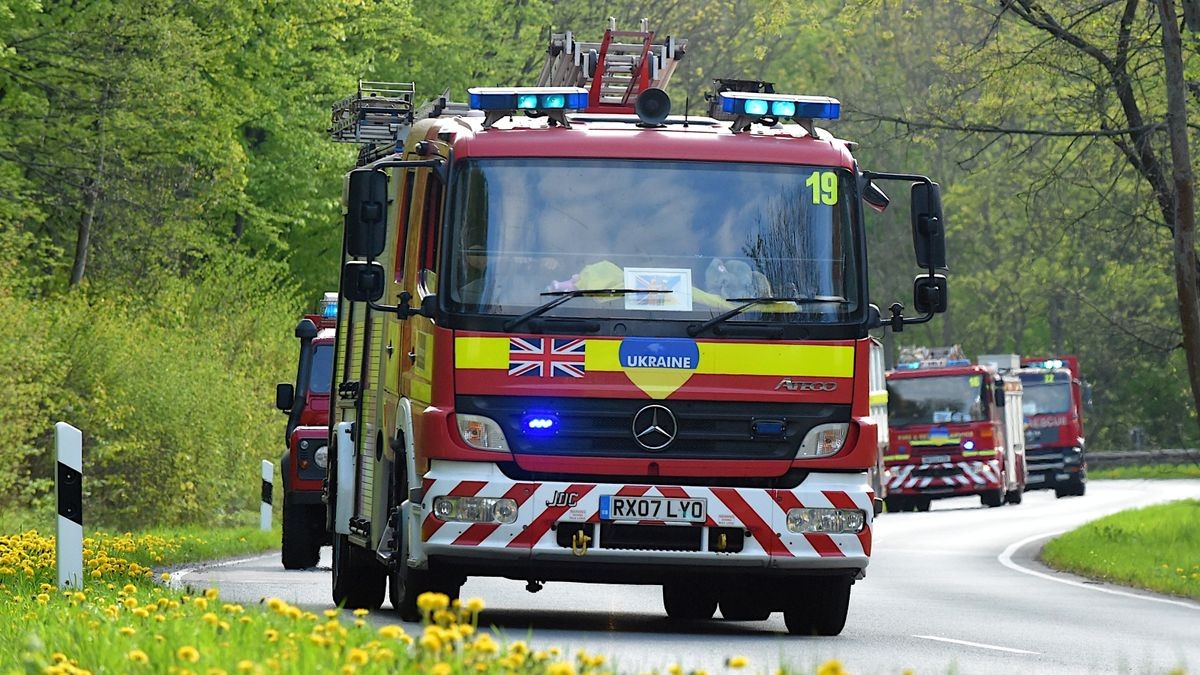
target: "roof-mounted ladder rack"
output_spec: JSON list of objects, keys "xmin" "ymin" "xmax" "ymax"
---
[
  {"xmin": 329, "ymin": 81, "xmax": 469, "ymax": 165},
  {"xmin": 537, "ymin": 18, "xmax": 686, "ymax": 114}
]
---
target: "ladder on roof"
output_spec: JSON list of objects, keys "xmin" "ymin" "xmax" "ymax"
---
[
  {"xmin": 537, "ymin": 18, "xmax": 686, "ymax": 114},
  {"xmin": 329, "ymin": 81, "xmax": 468, "ymax": 165}
]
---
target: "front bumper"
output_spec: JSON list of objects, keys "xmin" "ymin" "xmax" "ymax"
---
[
  {"xmin": 884, "ymin": 459, "xmax": 1003, "ymax": 498},
  {"xmin": 414, "ymin": 461, "xmax": 872, "ymax": 581}
]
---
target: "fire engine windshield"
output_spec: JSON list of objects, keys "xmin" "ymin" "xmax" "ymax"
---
[
  {"xmin": 1019, "ymin": 381, "xmax": 1072, "ymax": 415},
  {"xmin": 310, "ymin": 344, "xmax": 333, "ymax": 395},
  {"xmin": 887, "ymin": 375, "xmax": 987, "ymax": 426},
  {"xmin": 446, "ymin": 159, "xmax": 859, "ymax": 324}
]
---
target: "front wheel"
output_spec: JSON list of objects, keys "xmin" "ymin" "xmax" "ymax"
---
[
  {"xmin": 663, "ymin": 582, "xmax": 717, "ymax": 621},
  {"xmin": 332, "ymin": 534, "xmax": 386, "ymax": 610},
  {"xmin": 783, "ymin": 577, "xmax": 852, "ymax": 636},
  {"xmin": 281, "ymin": 500, "xmax": 321, "ymax": 570},
  {"xmin": 1005, "ymin": 488, "xmax": 1023, "ymax": 505}
]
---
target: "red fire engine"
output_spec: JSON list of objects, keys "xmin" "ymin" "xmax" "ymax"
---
[
  {"xmin": 323, "ymin": 22, "xmax": 948, "ymax": 635},
  {"xmin": 274, "ymin": 293, "xmax": 337, "ymax": 568},
  {"xmin": 1015, "ymin": 356, "xmax": 1087, "ymax": 497},
  {"xmin": 884, "ymin": 348, "xmax": 1026, "ymax": 511}
]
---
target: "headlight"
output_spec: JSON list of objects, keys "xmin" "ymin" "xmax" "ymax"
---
[
  {"xmin": 313, "ymin": 445, "xmax": 329, "ymax": 469},
  {"xmin": 433, "ymin": 496, "xmax": 519, "ymax": 524},
  {"xmin": 786, "ymin": 507, "xmax": 865, "ymax": 533},
  {"xmin": 1064, "ymin": 447, "xmax": 1082, "ymax": 464},
  {"xmin": 796, "ymin": 423, "xmax": 849, "ymax": 458},
  {"xmin": 456, "ymin": 414, "xmax": 510, "ymax": 451}
]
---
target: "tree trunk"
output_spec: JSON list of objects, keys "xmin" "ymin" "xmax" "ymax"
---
[
  {"xmin": 69, "ymin": 180, "xmax": 98, "ymax": 287},
  {"xmin": 1158, "ymin": 0, "xmax": 1200, "ymax": 432}
]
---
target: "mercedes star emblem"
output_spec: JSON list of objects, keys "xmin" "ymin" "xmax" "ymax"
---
[{"xmin": 631, "ymin": 404, "xmax": 677, "ymax": 451}]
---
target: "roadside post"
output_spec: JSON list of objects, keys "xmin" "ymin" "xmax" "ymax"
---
[
  {"xmin": 261, "ymin": 460, "xmax": 273, "ymax": 531},
  {"xmin": 55, "ymin": 422, "xmax": 83, "ymax": 589}
]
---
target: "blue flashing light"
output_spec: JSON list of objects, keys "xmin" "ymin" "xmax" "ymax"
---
[
  {"xmin": 719, "ymin": 91, "xmax": 841, "ymax": 121},
  {"xmin": 947, "ymin": 359, "xmax": 971, "ymax": 366},
  {"xmin": 468, "ymin": 87, "xmax": 589, "ymax": 114},
  {"xmin": 963, "ymin": 440, "xmax": 976, "ymax": 451},
  {"xmin": 896, "ymin": 362, "xmax": 920, "ymax": 370},
  {"xmin": 522, "ymin": 413, "xmax": 559, "ymax": 435}
]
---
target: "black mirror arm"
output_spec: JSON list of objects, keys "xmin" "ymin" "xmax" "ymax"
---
[{"xmin": 367, "ymin": 291, "xmax": 430, "ymax": 320}]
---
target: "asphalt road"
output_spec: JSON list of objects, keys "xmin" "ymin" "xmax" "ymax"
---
[{"xmin": 176, "ymin": 479, "xmax": 1200, "ymax": 674}]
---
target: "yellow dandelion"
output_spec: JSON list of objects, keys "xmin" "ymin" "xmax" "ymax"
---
[
  {"xmin": 119, "ymin": 626, "xmax": 137, "ymax": 636},
  {"xmin": 286, "ymin": 606, "xmax": 302, "ymax": 620},
  {"xmin": 354, "ymin": 619, "xmax": 365, "ymax": 628},
  {"xmin": 353, "ymin": 608, "xmax": 369, "ymax": 617},
  {"xmin": 546, "ymin": 662, "xmax": 576, "ymax": 675},
  {"xmin": 816, "ymin": 659, "xmax": 846, "ymax": 675},
  {"xmin": 472, "ymin": 633, "xmax": 498, "ymax": 655},
  {"xmin": 464, "ymin": 597, "xmax": 485, "ymax": 613},
  {"xmin": 264, "ymin": 628, "xmax": 279, "ymax": 643},
  {"xmin": 417, "ymin": 592, "xmax": 450, "ymax": 612},
  {"xmin": 430, "ymin": 663, "xmax": 452, "ymax": 675},
  {"xmin": 194, "ymin": 597, "xmax": 208, "ymax": 610},
  {"xmin": 160, "ymin": 573, "xmax": 171, "ymax": 582},
  {"xmin": 346, "ymin": 648, "xmax": 369, "ymax": 665},
  {"xmin": 51, "ymin": 653, "xmax": 68, "ymax": 664},
  {"xmin": 378, "ymin": 625, "xmax": 406, "ymax": 640},
  {"xmin": 726, "ymin": 655, "xmax": 749, "ymax": 668},
  {"xmin": 235, "ymin": 660, "xmax": 255, "ymax": 673},
  {"xmin": 36, "ymin": 593, "xmax": 49, "ymax": 604},
  {"xmin": 667, "ymin": 665, "xmax": 683, "ymax": 675},
  {"xmin": 324, "ymin": 609, "xmax": 339, "ymax": 618},
  {"xmin": 123, "ymin": 584, "xmax": 137, "ymax": 594},
  {"xmin": 420, "ymin": 633, "xmax": 443, "ymax": 651},
  {"xmin": 177, "ymin": 645, "xmax": 201, "ymax": 663},
  {"xmin": 376, "ymin": 648, "xmax": 395, "ymax": 662},
  {"xmin": 204, "ymin": 588, "xmax": 219, "ymax": 600},
  {"xmin": 202, "ymin": 612, "xmax": 220, "ymax": 625},
  {"xmin": 126, "ymin": 649, "xmax": 149, "ymax": 664}
]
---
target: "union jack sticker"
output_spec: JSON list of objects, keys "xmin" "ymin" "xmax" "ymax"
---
[{"xmin": 508, "ymin": 337, "xmax": 586, "ymax": 378}]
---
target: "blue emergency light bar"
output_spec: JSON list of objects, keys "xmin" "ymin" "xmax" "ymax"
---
[
  {"xmin": 468, "ymin": 87, "xmax": 589, "ymax": 112},
  {"xmin": 720, "ymin": 92, "xmax": 841, "ymax": 120}
]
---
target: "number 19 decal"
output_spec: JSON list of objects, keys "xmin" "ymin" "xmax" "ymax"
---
[{"xmin": 806, "ymin": 171, "xmax": 838, "ymax": 205}]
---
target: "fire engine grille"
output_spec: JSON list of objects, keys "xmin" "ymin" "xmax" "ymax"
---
[
  {"xmin": 1025, "ymin": 427, "xmax": 1062, "ymax": 446},
  {"xmin": 455, "ymin": 396, "xmax": 849, "ymax": 461},
  {"xmin": 912, "ymin": 464, "xmax": 962, "ymax": 478},
  {"xmin": 1026, "ymin": 448, "xmax": 1066, "ymax": 471}
]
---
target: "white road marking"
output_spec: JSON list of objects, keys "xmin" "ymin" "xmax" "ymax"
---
[
  {"xmin": 998, "ymin": 531, "xmax": 1200, "ymax": 610},
  {"xmin": 913, "ymin": 634, "xmax": 1040, "ymax": 655},
  {"xmin": 168, "ymin": 553, "xmax": 277, "ymax": 588}
]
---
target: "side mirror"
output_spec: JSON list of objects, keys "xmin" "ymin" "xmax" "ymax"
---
[
  {"xmin": 345, "ymin": 170, "xmax": 388, "ymax": 259},
  {"xmin": 420, "ymin": 294, "xmax": 439, "ymax": 321},
  {"xmin": 342, "ymin": 260, "xmax": 387, "ymax": 303},
  {"xmin": 276, "ymin": 383, "xmax": 295, "ymax": 412},
  {"xmin": 910, "ymin": 182, "xmax": 946, "ymax": 269},
  {"xmin": 993, "ymin": 381, "xmax": 1006, "ymax": 408},
  {"xmin": 912, "ymin": 274, "xmax": 948, "ymax": 314}
]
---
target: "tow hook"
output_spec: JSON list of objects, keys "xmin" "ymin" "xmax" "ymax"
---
[
  {"xmin": 570, "ymin": 529, "xmax": 592, "ymax": 557},
  {"xmin": 525, "ymin": 580, "xmax": 544, "ymax": 593}
]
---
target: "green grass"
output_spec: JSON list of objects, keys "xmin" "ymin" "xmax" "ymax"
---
[
  {"xmin": 1087, "ymin": 463, "xmax": 1200, "ymax": 479},
  {"xmin": 1042, "ymin": 499, "xmax": 1200, "ymax": 600}
]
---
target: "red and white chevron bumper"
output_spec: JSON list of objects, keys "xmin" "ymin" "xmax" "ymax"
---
[
  {"xmin": 885, "ymin": 459, "xmax": 1003, "ymax": 496},
  {"xmin": 416, "ymin": 461, "xmax": 872, "ymax": 570}
]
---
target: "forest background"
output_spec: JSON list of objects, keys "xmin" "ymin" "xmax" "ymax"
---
[{"xmin": 1, "ymin": 0, "xmax": 1194, "ymax": 528}]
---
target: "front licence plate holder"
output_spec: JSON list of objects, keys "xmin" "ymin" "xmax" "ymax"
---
[
  {"xmin": 922, "ymin": 455, "xmax": 951, "ymax": 465},
  {"xmin": 599, "ymin": 495, "xmax": 707, "ymax": 523}
]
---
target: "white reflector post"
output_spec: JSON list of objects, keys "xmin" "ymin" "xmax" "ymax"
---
[
  {"xmin": 261, "ymin": 460, "xmax": 273, "ymax": 531},
  {"xmin": 55, "ymin": 422, "xmax": 83, "ymax": 589}
]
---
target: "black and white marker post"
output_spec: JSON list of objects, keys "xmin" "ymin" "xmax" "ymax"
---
[
  {"xmin": 261, "ymin": 460, "xmax": 273, "ymax": 531},
  {"xmin": 55, "ymin": 422, "xmax": 83, "ymax": 589}
]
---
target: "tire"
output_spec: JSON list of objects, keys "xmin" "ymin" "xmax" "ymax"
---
[
  {"xmin": 915, "ymin": 498, "xmax": 931, "ymax": 512},
  {"xmin": 1005, "ymin": 489, "xmax": 1023, "ymax": 505},
  {"xmin": 884, "ymin": 496, "xmax": 908, "ymax": 513},
  {"xmin": 783, "ymin": 577, "xmax": 852, "ymax": 636},
  {"xmin": 981, "ymin": 487, "xmax": 1004, "ymax": 508},
  {"xmin": 331, "ymin": 533, "xmax": 386, "ymax": 610},
  {"xmin": 663, "ymin": 582, "xmax": 717, "ymax": 621},
  {"xmin": 388, "ymin": 524, "xmax": 461, "ymax": 622},
  {"xmin": 1074, "ymin": 481, "xmax": 1087, "ymax": 497},
  {"xmin": 281, "ymin": 500, "xmax": 321, "ymax": 570}
]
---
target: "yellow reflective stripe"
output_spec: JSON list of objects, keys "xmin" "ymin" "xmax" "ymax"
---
[
  {"xmin": 910, "ymin": 438, "xmax": 961, "ymax": 447},
  {"xmin": 882, "ymin": 454, "xmax": 910, "ymax": 462},
  {"xmin": 455, "ymin": 336, "xmax": 509, "ymax": 369},
  {"xmin": 961, "ymin": 449, "xmax": 998, "ymax": 457},
  {"xmin": 455, "ymin": 337, "xmax": 855, "ymax": 378},
  {"xmin": 869, "ymin": 391, "xmax": 889, "ymax": 406}
]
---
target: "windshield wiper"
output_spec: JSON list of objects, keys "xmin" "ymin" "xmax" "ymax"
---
[
  {"xmin": 687, "ymin": 295, "xmax": 848, "ymax": 337},
  {"xmin": 503, "ymin": 288, "xmax": 671, "ymax": 332}
]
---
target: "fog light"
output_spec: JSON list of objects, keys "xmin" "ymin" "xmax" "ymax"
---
[
  {"xmin": 432, "ymin": 496, "xmax": 519, "ymax": 524},
  {"xmin": 313, "ymin": 445, "xmax": 329, "ymax": 469},
  {"xmin": 785, "ymin": 507, "xmax": 865, "ymax": 533}
]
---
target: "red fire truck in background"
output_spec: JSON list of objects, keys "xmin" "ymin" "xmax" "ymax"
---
[
  {"xmin": 274, "ymin": 293, "xmax": 337, "ymax": 569},
  {"xmin": 883, "ymin": 347, "xmax": 1026, "ymax": 511},
  {"xmin": 1015, "ymin": 356, "xmax": 1087, "ymax": 497},
  {"xmin": 322, "ymin": 21, "xmax": 949, "ymax": 635}
]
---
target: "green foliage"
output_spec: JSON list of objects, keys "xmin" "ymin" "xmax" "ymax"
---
[
  {"xmin": 1088, "ymin": 464, "xmax": 1200, "ymax": 480},
  {"xmin": 1043, "ymin": 499, "xmax": 1200, "ymax": 600}
]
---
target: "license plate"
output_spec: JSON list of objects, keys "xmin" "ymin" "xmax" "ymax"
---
[
  {"xmin": 922, "ymin": 455, "xmax": 951, "ymax": 464},
  {"xmin": 1028, "ymin": 474, "xmax": 1044, "ymax": 483},
  {"xmin": 599, "ymin": 495, "xmax": 707, "ymax": 523}
]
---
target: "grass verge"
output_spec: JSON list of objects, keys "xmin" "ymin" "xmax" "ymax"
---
[
  {"xmin": 1087, "ymin": 464, "xmax": 1200, "ymax": 479},
  {"xmin": 1041, "ymin": 499, "xmax": 1200, "ymax": 600},
  {"xmin": 0, "ymin": 529, "xmax": 849, "ymax": 674}
]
